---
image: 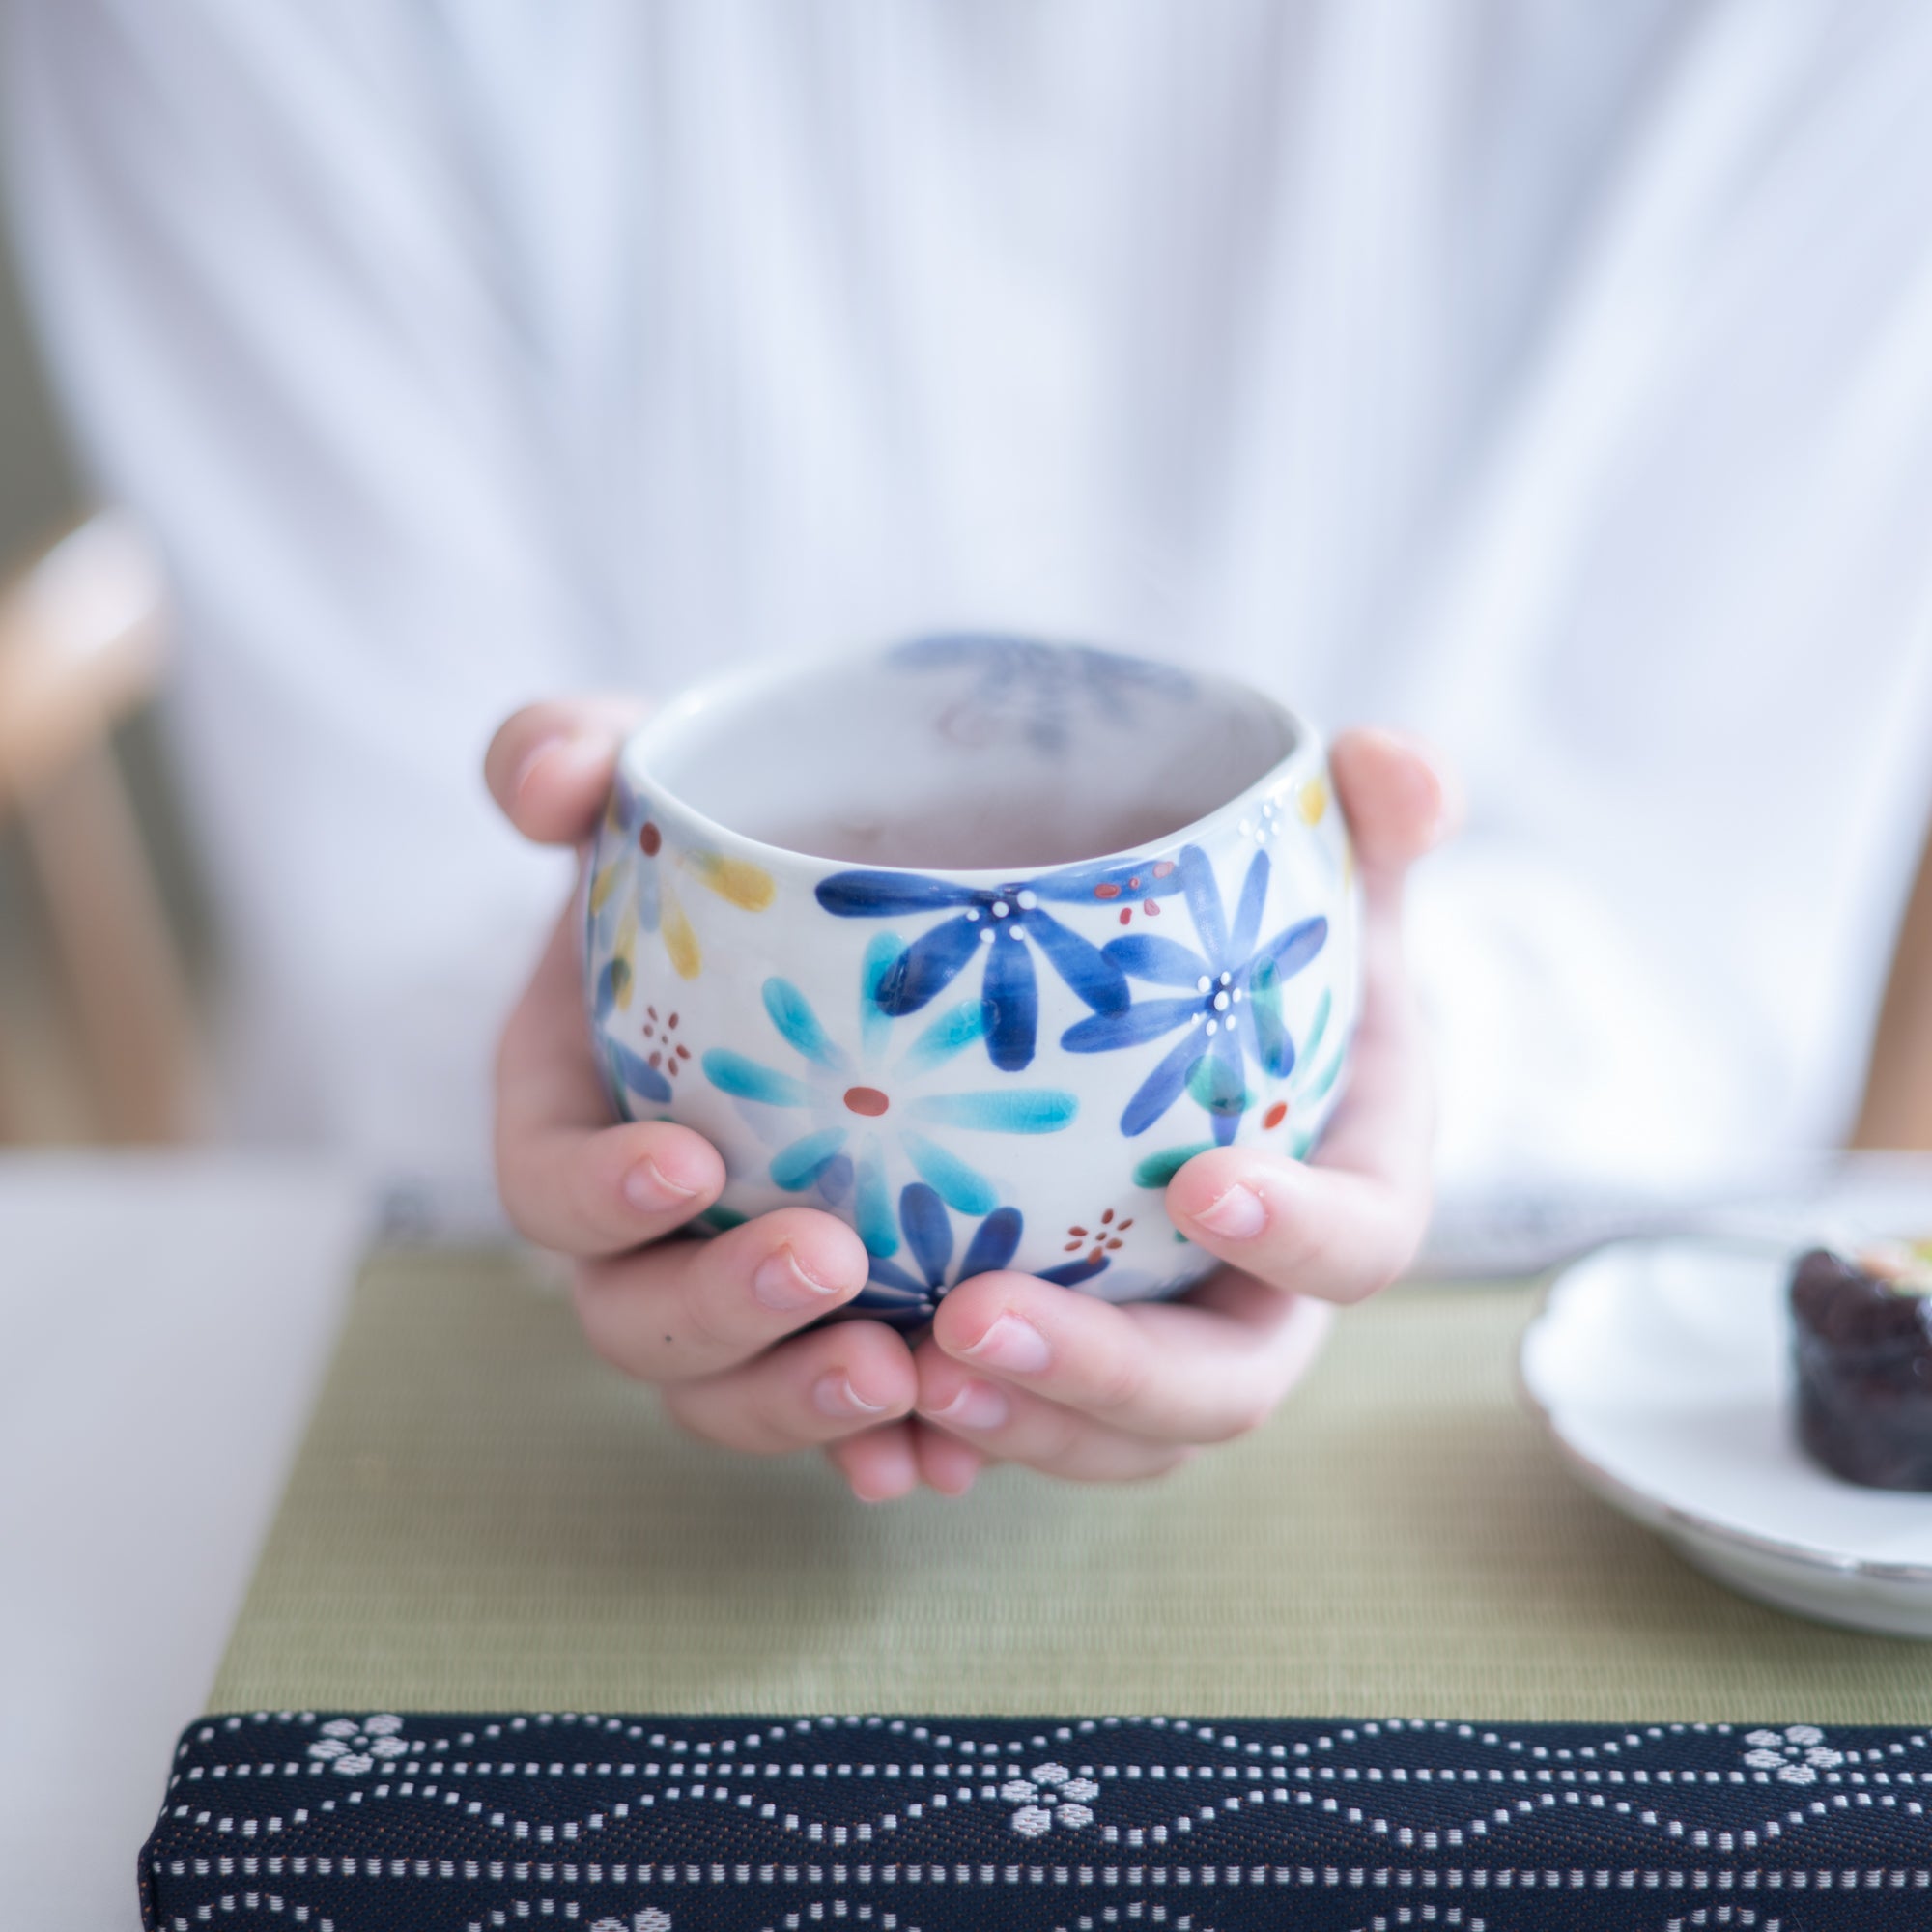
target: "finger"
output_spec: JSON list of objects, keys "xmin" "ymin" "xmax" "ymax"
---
[
  {"xmin": 1326, "ymin": 726, "xmax": 1459, "ymax": 920},
  {"xmin": 1162, "ymin": 1134, "xmax": 1430, "ymax": 1305},
  {"xmin": 484, "ymin": 696, "xmax": 647, "ymax": 846},
  {"xmin": 496, "ymin": 905, "xmax": 726, "ymax": 1254},
  {"xmin": 575, "ymin": 1206, "xmax": 872, "ymax": 1384},
  {"xmin": 660, "ymin": 1319, "xmax": 916, "ymax": 1455},
  {"xmin": 911, "ymin": 1422, "xmax": 987, "ymax": 1498},
  {"xmin": 914, "ymin": 1339, "xmax": 1199, "ymax": 1482},
  {"xmin": 927, "ymin": 1270, "xmax": 1332, "ymax": 1444},
  {"xmin": 1163, "ymin": 876, "xmax": 1435, "ymax": 1297},
  {"xmin": 824, "ymin": 1420, "xmax": 923, "ymax": 1504}
]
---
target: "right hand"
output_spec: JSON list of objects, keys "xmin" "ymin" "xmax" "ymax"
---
[{"xmin": 484, "ymin": 699, "xmax": 928, "ymax": 1503}]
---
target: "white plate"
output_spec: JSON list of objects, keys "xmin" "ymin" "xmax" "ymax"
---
[{"xmin": 1519, "ymin": 1236, "xmax": 1932, "ymax": 1638}]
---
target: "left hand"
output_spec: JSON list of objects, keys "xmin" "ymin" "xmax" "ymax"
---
[{"xmin": 900, "ymin": 726, "xmax": 1456, "ymax": 1494}]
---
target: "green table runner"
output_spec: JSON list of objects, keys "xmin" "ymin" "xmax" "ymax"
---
[{"xmin": 210, "ymin": 1247, "xmax": 1924, "ymax": 1722}]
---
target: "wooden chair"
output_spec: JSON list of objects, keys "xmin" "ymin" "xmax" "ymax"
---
[
  {"xmin": 1857, "ymin": 807, "xmax": 1932, "ymax": 1151},
  {"xmin": 0, "ymin": 511, "xmax": 203, "ymax": 1140}
]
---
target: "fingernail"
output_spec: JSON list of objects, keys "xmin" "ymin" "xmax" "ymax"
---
[
  {"xmin": 622, "ymin": 1157, "xmax": 696, "ymax": 1215},
  {"xmin": 813, "ymin": 1371, "xmax": 887, "ymax": 1418},
  {"xmin": 1194, "ymin": 1182, "xmax": 1268, "ymax": 1240},
  {"xmin": 753, "ymin": 1246, "xmax": 841, "ymax": 1312},
  {"xmin": 509, "ymin": 734, "xmax": 567, "ymax": 804},
  {"xmin": 960, "ymin": 1313, "xmax": 1051, "ymax": 1375},
  {"xmin": 514, "ymin": 732, "xmax": 608, "ymax": 806},
  {"xmin": 929, "ymin": 1380, "xmax": 1009, "ymax": 1432}
]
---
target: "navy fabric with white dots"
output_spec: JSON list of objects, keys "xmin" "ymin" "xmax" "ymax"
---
[{"xmin": 140, "ymin": 1711, "xmax": 1932, "ymax": 1930}]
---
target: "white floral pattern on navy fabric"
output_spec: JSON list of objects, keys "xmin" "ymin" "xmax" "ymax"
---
[
  {"xmin": 306, "ymin": 1712, "xmax": 409, "ymax": 1776},
  {"xmin": 147, "ymin": 1710, "xmax": 1932, "ymax": 1932},
  {"xmin": 1741, "ymin": 1722, "xmax": 1844, "ymax": 1782},
  {"xmin": 1002, "ymin": 1758, "xmax": 1100, "ymax": 1836}
]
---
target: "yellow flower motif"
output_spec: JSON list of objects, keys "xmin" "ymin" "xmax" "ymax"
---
[{"xmin": 590, "ymin": 778, "xmax": 775, "ymax": 996}]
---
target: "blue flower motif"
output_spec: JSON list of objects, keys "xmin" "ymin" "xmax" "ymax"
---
[
  {"xmin": 1062, "ymin": 845, "xmax": 1327, "ymax": 1142},
  {"xmin": 859, "ymin": 1182, "xmax": 1110, "ymax": 1329},
  {"xmin": 603, "ymin": 1037, "xmax": 672, "ymax": 1111},
  {"xmin": 701, "ymin": 936, "xmax": 1079, "ymax": 1257},
  {"xmin": 891, "ymin": 632, "xmax": 1197, "ymax": 753},
  {"xmin": 815, "ymin": 857, "xmax": 1185, "ymax": 1072}
]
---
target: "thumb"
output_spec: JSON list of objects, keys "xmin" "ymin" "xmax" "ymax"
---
[
  {"xmin": 483, "ymin": 696, "xmax": 647, "ymax": 846},
  {"xmin": 1326, "ymin": 726, "xmax": 1460, "ymax": 924}
]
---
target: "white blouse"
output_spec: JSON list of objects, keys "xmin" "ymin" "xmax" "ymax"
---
[{"xmin": 7, "ymin": 0, "xmax": 1932, "ymax": 1222}]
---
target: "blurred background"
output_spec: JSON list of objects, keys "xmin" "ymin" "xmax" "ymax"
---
[
  {"xmin": 0, "ymin": 204, "xmax": 212, "ymax": 1147},
  {"xmin": 2, "ymin": 4, "xmax": 1930, "ymax": 1216}
]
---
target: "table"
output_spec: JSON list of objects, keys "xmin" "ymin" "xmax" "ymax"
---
[
  {"xmin": 0, "ymin": 1153, "xmax": 367, "ymax": 1931},
  {"xmin": 148, "ymin": 1244, "xmax": 1932, "ymax": 1931},
  {"xmin": 18, "ymin": 1152, "xmax": 1932, "ymax": 1929}
]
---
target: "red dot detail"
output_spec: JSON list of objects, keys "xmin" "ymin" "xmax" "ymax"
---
[
  {"xmin": 1263, "ymin": 1101, "xmax": 1289, "ymax": 1130},
  {"xmin": 1152, "ymin": 860, "xmax": 1177, "ymax": 878},
  {"xmin": 1094, "ymin": 882, "xmax": 1122, "ymax": 900},
  {"xmin": 1143, "ymin": 900, "xmax": 1159, "ymax": 916},
  {"xmin": 1119, "ymin": 908, "xmax": 1132, "ymax": 925},
  {"xmin": 842, "ymin": 1086, "xmax": 891, "ymax": 1117},
  {"xmin": 639, "ymin": 823, "xmax": 663, "ymax": 857}
]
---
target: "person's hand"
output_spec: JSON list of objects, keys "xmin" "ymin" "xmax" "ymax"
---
[
  {"xmin": 485, "ymin": 699, "xmax": 924, "ymax": 1504},
  {"xmin": 487, "ymin": 701, "xmax": 1452, "ymax": 1502},
  {"xmin": 903, "ymin": 727, "xmax": 1455, "ymax": 1495}
]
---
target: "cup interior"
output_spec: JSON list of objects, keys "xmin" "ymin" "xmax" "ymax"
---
[{"xmin": 634, "ymin": 636, "xmax": 1301, "ymax": 870}]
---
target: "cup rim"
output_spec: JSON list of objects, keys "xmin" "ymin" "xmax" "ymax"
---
[{"xmin": 617, "ymin": 640, "xmax": 1326, "ymax": 881}]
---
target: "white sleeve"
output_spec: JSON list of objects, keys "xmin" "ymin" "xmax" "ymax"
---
[{"xmin": 2, "ymin": 0, "xmax": 601, "ymax": 1213}]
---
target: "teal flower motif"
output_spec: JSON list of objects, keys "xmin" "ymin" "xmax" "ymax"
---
[{"xmin": 702, "ymin": 935, "xmax": 1078, "ymax": 1258}]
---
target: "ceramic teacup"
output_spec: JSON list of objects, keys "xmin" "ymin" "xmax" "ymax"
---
[{"xmin": 582, "ymin": 634, "xmax": 1361, "ymax": 1326}]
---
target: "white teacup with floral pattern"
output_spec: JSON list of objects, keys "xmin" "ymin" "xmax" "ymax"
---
[{"xmin": 582, "ymin": 635, "xmax": 1361, "ymax": 1327}]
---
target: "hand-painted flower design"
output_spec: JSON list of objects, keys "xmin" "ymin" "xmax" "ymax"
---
[
  {"xmin": 590, "ymin": 1913, "xmax": 672, "ymax": 1932},
  {"xmin": 306, "ymin": 1714, "xmax": 408, "ymax": 1776},
  {"xmin": 588, "ymin": 773, "xmax": 775, "ymax": 1005},
  {"xmin": 1061, "ymin": 1205, "xmax": 1133, "ymax": 1269},
  {"xmin": 814, "ymin": 858, "xmax": 1185, "ymax": 1072},
  {"xmin": 602, "ymin": 1005, "xmax": 693, "ymax": 1117},
  {"xmin": 703, "ymin": 936, "xmax": 1078, "ymax": 1256},
  {"xmin": 892, "ymin": 631, "xmax": 1197, "ymax": 754},
  {"xmin": 1003, "ymin": 1761, "xmax": 1100, "ymax": 1836},
  {"xmin": 1062, "ymin": 844, "xmax": 1326, "ymax": 1142},
  {"xmin": 1743, "ymin": 1725, "xmax": 1844, "ymax": 1782},
  {"xmin": 861, "ymin": 1182, "xmax": 1109, "ymax": 1326},
  {"xmin": 1126, "ymin": 984, "xmax": 1344, "ymax": 1187}
]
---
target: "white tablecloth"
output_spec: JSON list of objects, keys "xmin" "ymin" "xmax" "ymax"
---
[{"xmin": 0, "ymin": 1153, "xmax": 368, "ymax": 1932}]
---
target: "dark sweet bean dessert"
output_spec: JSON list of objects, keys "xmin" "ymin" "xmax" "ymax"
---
[{"xmin": 1790, "ymin": 1241, "xmax": 1932, "ymax": 1491}]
